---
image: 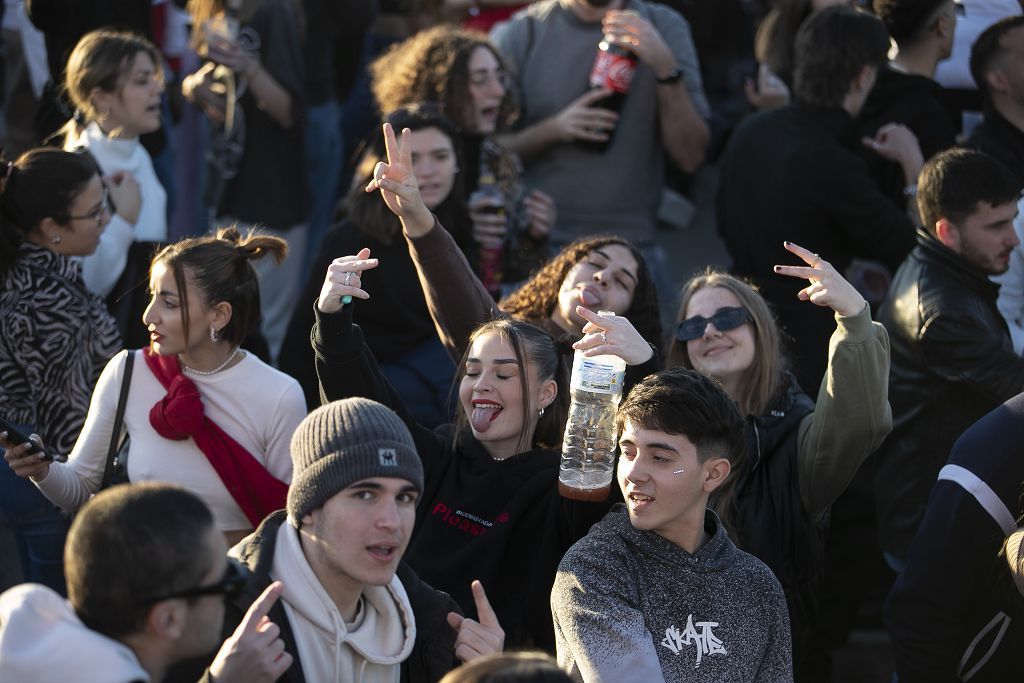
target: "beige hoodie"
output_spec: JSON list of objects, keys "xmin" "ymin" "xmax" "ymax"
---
[{"xmin": 258, "ymin": 518, "xmax": 417, "ymax": 683}]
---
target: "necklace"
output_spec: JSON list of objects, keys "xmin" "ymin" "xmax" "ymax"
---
[{"xmin": 181, "ymin": 347, "xmax": 241, "ymax": 376}]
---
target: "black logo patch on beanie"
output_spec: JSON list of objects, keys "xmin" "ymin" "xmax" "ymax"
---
[{"xmin": 378, "ymin": 448, "xmax": 397, "ymax": 467}]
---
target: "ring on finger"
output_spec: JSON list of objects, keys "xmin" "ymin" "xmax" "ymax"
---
[
  {"xmin": 344, "ymin": 271, "xmax": 353, "ymax": 287},
  {"xmin": 600, "ymin": 331, "xmax": 608, "ymax": 344}
]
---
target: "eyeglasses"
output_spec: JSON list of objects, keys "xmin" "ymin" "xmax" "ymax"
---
[
  {"xmin": 66, "ymin": 187, "xmax": 111, "ymax": 224},
  {"xmin": 469, "ymin": 69, "xmax": 511, "ymax": 90},
  {"xmin": 675, "ymin": 307, "xmax": 753, "ymax": 342},
  {"xmin": 139, "ymin": 557, "xmax": 249, "ymax": 606}
]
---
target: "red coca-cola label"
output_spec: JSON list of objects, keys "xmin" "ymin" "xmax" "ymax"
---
[{"xmin": 589, "ymin": 46, "xmax": 637, "ymax": 94}]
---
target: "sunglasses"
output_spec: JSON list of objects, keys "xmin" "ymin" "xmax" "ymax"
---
[
  {"xmin": 139, "ymin": 557, "xmax": 249, "ymax": 605},
  {"xmin": 675, "ymin": 307, "xmax": 753, "ymax": 342}
]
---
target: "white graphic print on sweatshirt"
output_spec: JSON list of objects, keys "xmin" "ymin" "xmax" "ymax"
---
[{"xmin": 660, "ymin": 614, "xmax": 727, "ymax": 668}]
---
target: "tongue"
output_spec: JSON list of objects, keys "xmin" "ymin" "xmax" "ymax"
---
[
  {"xmin": 579, "ymin": 289, "xmax": 599, "ymax": 307},
  {"xmin": 471, "ymin": 407, "xmax": 500, "ymax": 432}
]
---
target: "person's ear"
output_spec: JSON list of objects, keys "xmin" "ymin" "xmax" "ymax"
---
[
  {"xmin": 986, "ymin": 68, "xmax": 1010, "ymax": 96},
  {"xmin": 702, "ymin": 457, "xmax": 732, "ymax": 494},
  {"xmin": 37, "ymin": 217, "xmax": 64, "ymax": 245},
  {"xmin": 145, "ymin": 600, "xmax": 187, "ymax": 641},
  {"xmin": 935, "ymin": 217, "xmax": 962, "ymax": 252},
  {"xmin": 89, "ymin": 87, "xmax": 113, "ymax": 121},
  {"xmin": 537, "ymin": 377, "xmax": 557, "ymax": 413},
  {"xmin": 208, "ymin": 301, "xmax": 232, "ymax": 334}
]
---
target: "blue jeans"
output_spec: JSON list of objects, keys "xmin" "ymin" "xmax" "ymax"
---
[
  {"xmin": 379, "ymin": 337, "xmax": 457, "ymax": 429},
  {"xmin": 303, "ymin": 99, "xmax": 344, "ymax": 272},
  {"xmin": 0, "ymin": 453, "xmax": 69, "ymax": 594}
]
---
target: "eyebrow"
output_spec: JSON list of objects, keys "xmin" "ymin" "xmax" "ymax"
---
[
  {"xmin": 466, "ymin": 358, "xmax": 520, "ymax": 365},
  {"xmin": 156, "ymin": 289, "xmax": 179, "ymax": 298},
  {"xmin": 619, "ymin": 438, "xmax": 679, "ymax": 454},
  {"xmin": 347, "ymin": 480, "xmax": 420, "ymax": 494},
  {"xmin": 593, "ymin": 248, "xmax": 638, "ymax": 287}
]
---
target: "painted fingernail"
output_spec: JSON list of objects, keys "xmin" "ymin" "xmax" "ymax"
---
[{"xmin": 774, "ymin": 265, "xmax": 781, "ymax": 271}]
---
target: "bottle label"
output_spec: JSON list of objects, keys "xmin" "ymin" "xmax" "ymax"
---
[
  {"xmin": 572, "ymin": 358, "xmax": 626, "ymax": 394},
  {"xmin": 590, "ymin": 47, "xmax": 637, "ymax": 94}
]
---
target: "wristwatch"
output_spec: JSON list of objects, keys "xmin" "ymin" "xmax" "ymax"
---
[{"xmin": 656, "ymin": 67, "xmax": 682, "ymax": 84}]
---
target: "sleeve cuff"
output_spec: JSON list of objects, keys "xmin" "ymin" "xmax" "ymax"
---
[{"xmin": 834, "ymin": 302, "xmax": 876, "ymax": 343}]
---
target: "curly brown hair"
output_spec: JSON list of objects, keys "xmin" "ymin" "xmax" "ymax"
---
[
  {"xmin": 499, "ymin": 236, "xmax": 663, "ymax": 355},
  {"xmin": 370, "ymin": 25, "xmax": 519, "ymax": 132}
]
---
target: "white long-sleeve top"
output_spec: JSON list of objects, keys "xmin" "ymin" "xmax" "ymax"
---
[
  {"xmin": 36, "ymin": 349, "xmax": 304, "ymax": 531},
  {"xmin": 67, "ymin": 122, "xmax": 167, "ymax": 297}
]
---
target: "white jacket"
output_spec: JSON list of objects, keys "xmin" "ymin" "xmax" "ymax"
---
[
  {"xmin": 992, "ymin": 195, "xmax": 1024, "ymax": 354},
  {"xmin": 66, "ymin": 122, "xmax": 168, "ymax": 297},
  {"xmin": 259, "ymin": 519, "xmax": 417, "ymax": 683},
  {"xmin": 0, "ymin": 583, "xmax": 150, "ymax": 683}
]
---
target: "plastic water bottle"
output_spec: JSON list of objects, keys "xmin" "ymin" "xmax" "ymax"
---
[{"xmin": 558, "ymin": 334, "xmax": 626, "ymax": 501}]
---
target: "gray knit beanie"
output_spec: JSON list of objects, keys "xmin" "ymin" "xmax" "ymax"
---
[{"xmin": 287, "ymin": 398, "xmax": 424, "ymax": 524}]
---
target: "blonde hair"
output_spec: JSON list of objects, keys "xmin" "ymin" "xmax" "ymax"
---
[
  {"xmin": 667, "ymin": 270, "xmax": 787, "ymax": 417},
  {"xmin": 61, "ymin": 30, "xmax": 162, "ymax": 142}
]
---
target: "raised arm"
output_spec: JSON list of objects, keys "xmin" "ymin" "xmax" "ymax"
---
[
  {"xmin": 366, "ymin": 122, "xmax": 501, "ymax": 360},
  {"xmin": 774, "ymin": 242, "xmax": 892, "ymax": 517}
]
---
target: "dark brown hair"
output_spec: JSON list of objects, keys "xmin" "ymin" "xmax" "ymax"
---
[
  {"xmin": 616, "ymin": 367, "xmax": 747, "ymax": 541},
  {"xmin": 500, "ymin": 235, "xmax": 663, "ymax": 356},
  {"xmin": 970, "ymin": 15, "xmax": 1024, "ymax": 95},
  {"xmin": 454, "ymin": 318, "xmax": 569, "ymax": 454},
  {"xmin": 917, "ymin": 147, "xmax": 1021, "ymax": 233},
  {"xmin": 347, "ymin": 105, "xmax": 467, "ymax": 246},
  {"xmin": 371, "ymin": 25, "xmax": 519, "ymax": 132},
  {"xmin": 151, "ymin": 226, "xmax": 287, "ymax": 346},
  {"xmin": 67, "ymin": 483, "xmax": 215, "ymax": 638},
  {"xmin": 439, "ymin": 652, "xmax": 572, "ymax": 683},
  {"xmin": 0, "ymin": 148, "xmax": 99, "ymax": 277}
]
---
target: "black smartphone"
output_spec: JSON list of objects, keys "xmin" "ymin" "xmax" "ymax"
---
[{"xmin": 0, "ymin": 417, "xmax": 54, "ymax": 461}]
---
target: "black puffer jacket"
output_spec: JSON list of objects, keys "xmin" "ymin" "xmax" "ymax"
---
[
  {"xmin": 166, "ymin": 511, "xmax": 461, "ymax": 683},
  {"xmin": 874, "ymin": 230, "xmax": 1024, "ymax": 563},
  {"xmin": 733, "ymin": 379, "xmax": 819, "ymax": 670}
]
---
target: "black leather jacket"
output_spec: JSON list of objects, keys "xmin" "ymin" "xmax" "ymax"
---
[
  {"xmin": 166, "ymin": 511, "xmax": 461, "ymax": 683},
  {"xmin": 874, "ymin": 230, "xmax": 1024, "ymax": 562}
]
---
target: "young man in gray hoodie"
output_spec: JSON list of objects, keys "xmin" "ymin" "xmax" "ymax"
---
[{"xmin": 551, "ymin": 368, "xmax": 793, "ymax": 682}]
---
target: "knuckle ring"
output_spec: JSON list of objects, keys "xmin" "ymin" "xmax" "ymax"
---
[
  {"xmin": 344, "ymin": 271, "xmax": 353, "ymax": 286},
  {"xmin": 600, "ymin": 331, "xmax": 608, "ymax": 344}
]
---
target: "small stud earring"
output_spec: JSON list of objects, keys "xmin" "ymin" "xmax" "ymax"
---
[
  {"xmin": 51, "ymin": 234, "xmax": 61, "ymax": 244},
  {"xmin": 538, "ymin": 406, "xmax": 545, "ymax": 417},
  {"xmin": 210, "ymin": 326, "xmax": 219, "ymax": 342}
]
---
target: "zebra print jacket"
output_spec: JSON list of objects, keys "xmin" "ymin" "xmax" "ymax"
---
[{"xmin": 0, "ymin": 243, "xmax": 121, "ymax": 455}]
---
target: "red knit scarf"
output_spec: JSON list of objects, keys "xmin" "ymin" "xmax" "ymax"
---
[{"xmin": 144, "ymin": 349, "xmax": 287, "ymax": 527}]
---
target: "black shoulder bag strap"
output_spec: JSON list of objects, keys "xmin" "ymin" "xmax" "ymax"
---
[{"xmin": 101, "ymin": 350, "xmax": 135, "ymax": 489}]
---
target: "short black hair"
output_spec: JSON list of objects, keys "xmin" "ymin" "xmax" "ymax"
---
[
  {"xmin": 917, "ymin": 147, "xmax": 1022, "ymax": 231},
  {"xmin": 970, "ymin": 15, "xmax": 1024, "ymax": 94},
  {"xmin": 66, "ymin": 483, "xmax": 216, "ymax": 638},
  {"xmin": 616, "ymin": 368, "xmax": 746, "ymax": 465},
  {"xmin": 793, "ymin": 6, "xmax": 889, "ymax": 108},
  {"xmin": 873, "ymin": 0, "xmax": 950, "ymax": 45}
]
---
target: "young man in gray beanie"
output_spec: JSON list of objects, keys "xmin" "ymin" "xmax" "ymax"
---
[{"xmin": 169, "ymin": 397, "xmax": 504, "ymax": 683}]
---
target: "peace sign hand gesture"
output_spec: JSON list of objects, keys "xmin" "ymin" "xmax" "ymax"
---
[
  {"xmin": 773, "ymin": 241, "xmax": 866, "ymax": 317},
  {"xmin": 364, "ymin": 122, "xmax": 435, "ymax": 237}
]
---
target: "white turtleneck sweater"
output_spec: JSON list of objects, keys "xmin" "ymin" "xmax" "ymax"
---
[{"xmin": 67, "ymin": 122, "xmax": 167, "ymax": 297}]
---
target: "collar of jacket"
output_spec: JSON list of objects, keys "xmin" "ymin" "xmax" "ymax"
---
[
  {"xmin": 915, "ymin": 228, "xmax": 1001, "ymax": 300},
  {"xmin": 981, "ymin": 101, "xmax": 1024, "ymax": 172},
  {"xmin": 15, "ymin": 241, "xmax": 81, "ymax": 283}
]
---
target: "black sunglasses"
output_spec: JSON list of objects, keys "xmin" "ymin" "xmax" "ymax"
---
[
  {"xmin": 675, "ymin": 307, "xmax": 753, "ymax": 342},
  {"xmin": 140, "ymin": 557, "xmax": 249, "ymax": 605}
]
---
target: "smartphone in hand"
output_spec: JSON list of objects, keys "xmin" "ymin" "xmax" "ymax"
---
[{"xmin": 0, "ymin": 417, "xmax": 54, "ymax": 462}]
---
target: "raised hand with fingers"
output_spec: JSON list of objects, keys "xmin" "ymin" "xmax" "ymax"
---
[
  {"xmin": 571, "ymin": 306, "xmax": 654, "ymax": 366},
  {"xmin": 317, "ymin": 248, "xmax": 380, "ymax": 313},
  {"xmin": 209, "ymin": 581, "xmax": 293, "ymax": 683},
  {"xmin": 773, "ymin": 241, "xmax": 866, "ymax": 317},
  {"xmin": 446, "ymin": 580, "xmax": 505, "ymax": 663},
  {"xmin": 552, "ymin": 88, "xmax": 619, "ymax": 143},
  {"xmin": 364, "ymin": 123, "xmax": 435, "ymax": 236}
]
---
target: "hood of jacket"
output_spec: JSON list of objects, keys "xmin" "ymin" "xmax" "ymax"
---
[{"xmin": 0, "ymin": 584, "xmax": 150, "ymax": 683}]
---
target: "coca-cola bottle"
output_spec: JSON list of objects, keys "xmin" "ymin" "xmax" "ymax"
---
[
  {"xmin": 585, "ymin": 35, "xmax": 637, "ymax": 153},
  {"xmin": 470, "ymin": 171, "xmax": 505, "ymax": 297}
]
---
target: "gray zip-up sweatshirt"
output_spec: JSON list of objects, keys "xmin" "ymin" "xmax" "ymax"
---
[{"xmin": 551, "ymin": 507, "xmax": 793, "ymax": 682}]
